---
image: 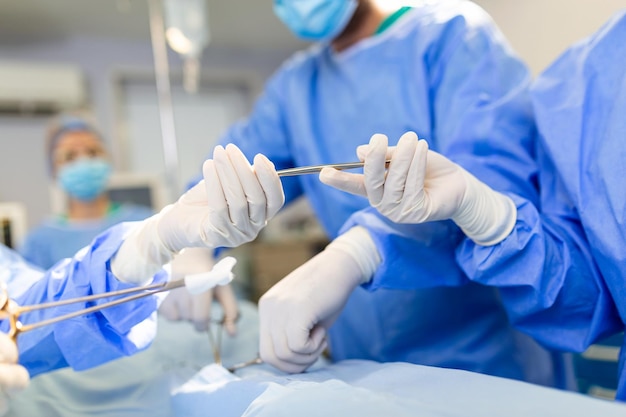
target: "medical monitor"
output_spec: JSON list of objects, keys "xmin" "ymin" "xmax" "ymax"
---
[{"xmin": 0, "ymin": 202, "xmax": 28, "ymax": 249}]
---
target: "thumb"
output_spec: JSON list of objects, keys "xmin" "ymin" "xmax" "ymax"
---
[
  {"xmin": 319, "ymin": 168, "xmax": 367, "ymax": 197},
  {"xmin": 356, "ymin": 144, "xmax": 397, "ymax": 162},
  {"xmin": 286, "ymin": 323, "xmax": 327, "ymax": 355}
]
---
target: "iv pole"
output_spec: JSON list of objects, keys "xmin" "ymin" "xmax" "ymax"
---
[{"xmin": 147, "ymin": 0, "xmax": 180, "ymax": 201}]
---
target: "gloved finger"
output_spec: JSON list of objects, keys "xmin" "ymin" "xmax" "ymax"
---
[
  {"xmin": 214, "ymin": 284, "xmax": 239, "ymax": 336},
  {"xmin": 286, "ymin": 322, "xmax": 327, "ymax": 355},
  {"xmin": 363, "ymin": 133, "xmax": 389, "ymax": 206},
  {"xmin": 203, "ymin": 157, "xmax": 229, "ymax": 228},
  {"xmin": 258, "ymin": 295, "xmax": 326, "ymax": 373},
  {"xmin": 175, "ymin": 288, "xmax": 193, "ymax": 321},
  {"xmin": 160, "ymin": 288, "xmax": 214, "ymax": 329},
  {"xmin": 379, "ymin": 132, "xmax": 418, "ymax": 208},
  {"xmin": 403, "ymin": 139, "xmax": 429, "ymax": 205},
  {"xmin": 259, "ymin": 306, "xmax": 306, "ymax": 373},
  {"xmin": 259, "ymin": 309, "xmax": 277, "ymax": 367},
  {"xmin": 262, "ymin": 330, "xmax": 326, "ymax": 374},
  {"xmin": 281, "ymin": 340, "xmax": 327, "ymax": 374},
  {"xmin": 319, "ymin": 168, "xmax": 366, "ymax": 196},
  {"xmin": 225, "ymin": 144, "xmax": 266, "ymax": 227},
  {"xmin": 0, "ymin": 364, "xmax": 29, "ymax": 394},
  {"xmin": 356, "ymin": 144, "xmax": 396, "ymax": 162},
  {"xmin": 253, "ymin": 154, "xmax": 285, "ymax": 220},
  {"xmin": 268, "ymin": 318, "xmax": 321, "ymax": 367},
  {"xmin": 213, "ymin": 145, "xmax": 250, "ymax": 231},
  {"xmin": 0, "ymin": 333, "xmax": 18, "ymax": 364},
  {"xmin": 275, "ymin": 339, "xmax": 327, "ymax": 373},
  {"xmin": 158, "ymin": 291, "xmax": 181, "ymax": 321},
  {"xmin": 191, "ymin": 291, "xmax": 213, "ymax": 332}
]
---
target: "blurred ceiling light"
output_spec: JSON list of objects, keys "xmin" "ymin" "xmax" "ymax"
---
[
  {"xmin": 165, "ymin": 27, "xmax": 193, "ymax": 55},
  {"xmin": 163, "ymin": 0, "xmax": 210, "ymax": 93}
]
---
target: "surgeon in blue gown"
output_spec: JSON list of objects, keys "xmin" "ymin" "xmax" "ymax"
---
[
  {"xmin": 222, "ymin": 0, "xmax": 569, "ymax": 386},
  {"xmin": 454, "ymin": 11, "xmax": 626, "ymax": 400},
  {"xmin": 19, "ymin": 113, "xmax": 153, "ymax": 270},
  {"xmin": 321, "ymin": 8, "xmax": 626, "ymax": 401},
  {"xmin": 0, "ymin": 143, "xmax": 284, "ymax": 407}
]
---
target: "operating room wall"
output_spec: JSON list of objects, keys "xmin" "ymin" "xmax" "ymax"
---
[
  {"xmin": 474, "ymin": 0, "xmax": 625, "ymax": 75},
  {"xmin": 0, "ymin": 35, "xmax": 293, "ymax": 230}
]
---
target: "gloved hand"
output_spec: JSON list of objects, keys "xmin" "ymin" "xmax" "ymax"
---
[
  {"xmin": 0, "ymin": 333, "xmax": 29, "ymax": 414},
  {"xmin": 158, "ymin": 144, "xmax": 285, "ymax": 252},
  {"xmin": 320, "ymin": 132, "xmax": 517, "ymax": 246},
  {"xmin": 111, "ymin": 144, "xmax": 285, "ymax": 284},
  {"xmin": 159, "ymin": 285, "xmax": 238, "ymax": 334},
  {"xmin": 259, "ymin": 227, "xmax": 381, "ymax": 373},
  {"xmin": 159, "ymin": 248, "xmax": 239, "ymax": 334}
]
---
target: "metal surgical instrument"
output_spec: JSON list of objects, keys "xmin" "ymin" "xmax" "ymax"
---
[
  {"xmin": 226, "ymin": 355, "xmax": 263, "ymax": 373},
  {"xmin": 276, "ymin": 160, "xmax": 391, "ymax": 177},
  {"xmin": 204, "ymin": 313, "xmax": 262, "ymax": 372},
  {"xmin": 0, "ymin": 279, "xmax": 186, "ymax": 343},
  {"xmin": 206, "ymin": 313, "xmax": 239, "ymax": 367}
]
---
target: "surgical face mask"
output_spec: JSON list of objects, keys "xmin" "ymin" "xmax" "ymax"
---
[
  {"xmin": 274, "ymin": 0, "xmax": 358, "ymax": 41},
  {"xmin": 57, "ymin": 158, "xmax": 112, "ymax": 202}
]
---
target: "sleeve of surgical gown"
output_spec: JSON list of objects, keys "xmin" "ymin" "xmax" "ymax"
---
[
  {"xmin": 456, "ymin": 192, "xmax": 621, "ymax": 353},
  {"xmin": 340, "ymin": 10, "xmax": 539, "ymax": 290},
  {"xmin": 1, "ymin": 222, "xmax": 167, "ymax": 377},
  {"xmin": 216, "ymin": 68, "xmax": 303, "ymax": 205},
  {"xmin": 456, "ymin": 23, "xmax": 625, "ymax": 351}
]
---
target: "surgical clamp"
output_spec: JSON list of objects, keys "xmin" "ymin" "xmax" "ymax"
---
[
  {"xmin": 206, "ymin": 313, "xmax": 240, "ymax": 366},
  {"xmin": 0, "ymin": 279, "xmax": 187, "ymax": 343},
  {"xmin": 276, "ymin": 160, "xmax": 391, "ymax": 177},
  {"xmin": 226, "ymin": 355, "xmax": 263, "ymax": 373},
  {"xmin": 204, "ymin": 314, "xmax": 263, "ymax": 372}
]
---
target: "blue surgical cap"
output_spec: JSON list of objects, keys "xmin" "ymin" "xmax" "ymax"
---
[{"xmin": 46, "ymin": 115, "xmax": 102, "ymax": 175}]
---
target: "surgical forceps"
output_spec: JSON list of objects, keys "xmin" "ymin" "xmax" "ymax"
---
[
  {"xmin": 206, "ymin": 313, "xmax": 239, "ymax": 366},
  {"xmin": 204, "ymin": 312, "xmax": 263, "ymax": 373},
  {"xmin": 276, "ymin": 161, "xmax": 391, "ymax": 177},
  {"xmin": 226, "ymin": 355, "xmax": 263, "ymax": 373},
  {"xmin": 0, "ymin": 279, "xmax": 186, "ymax": 343}
]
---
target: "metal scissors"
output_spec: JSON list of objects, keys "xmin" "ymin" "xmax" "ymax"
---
[
  {"xmin": 206, "ymin": 314, "xmax": 236, "ymax": 367},
  {"xmin": 204, "ymin": 313, "xmax": 263, "ymax": 372},
  {"xmin": 276, "ymin": 160, "xmax": 391, "ymax": 177},
  {"xmin": 0, "ymin": 279, "xmax": 187, "ymax": 343}
]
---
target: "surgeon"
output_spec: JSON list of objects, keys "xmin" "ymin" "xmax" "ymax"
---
[
  {"xmin": 320, "ymin": 9, "xmax": 626, "ymax": 400},
  {"xmin": 19, "ymin": 113, "xmax": 153, "ymax": 270},
  {"xmin": 455, "ymin": 11, "xmax": 626, "ymax": 400},
  {"xmin": 221, "ymin": 0, "xmax": 568, "ymax": 386},
  {"xmin": 0, "ymin": 144, "xmax": 284, "ymax": 408},
  {"xmin": 20, "ymin": 113, "xmax": 238, "ymax": 332}
]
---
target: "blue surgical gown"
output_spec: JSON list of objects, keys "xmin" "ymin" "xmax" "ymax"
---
[
  {"xmin": 20, "ymin": 203, "xmax": 153, "ymax": 270},
  {"xmin": 0, "ymin": 222, "xmax": 165, "ymax": 377},
  {"xmin": 217, "ymin": 0, "xmax": 568, "ymax": 386},
  {"xmin": 456, "ymin": 11, "xmax": 626, "ymax": 398}
]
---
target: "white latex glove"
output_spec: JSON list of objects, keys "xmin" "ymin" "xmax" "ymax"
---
[
  {"xmin": 0, "ymin": 333, "xmax": 29, "ymax": 414},
  {"xmin": 320, "ymin": 132, "xmax": 517, "ymax": 246},
  {"xmin": 259, "ymin": 227, "xmax": 381, "ymax": 373},
  {"xmin": 159, "ymin": 248, "xmax": 239, "ymax": 334},
  {"xmin": 159, "ymin": 285, "xmax": 238, "ymax": 334},
  {"xmin": 111, "ymin": 144, "xmax": 285, "ymax": 284}
]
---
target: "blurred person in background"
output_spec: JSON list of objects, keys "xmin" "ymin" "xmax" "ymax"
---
[
  {"xmin": 17, "ymin": 112, "xmax": 236, "ymax": 333},
  {"xmin": 19, "ymin": 112, "xmax": 153, "ymax": 270}
]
